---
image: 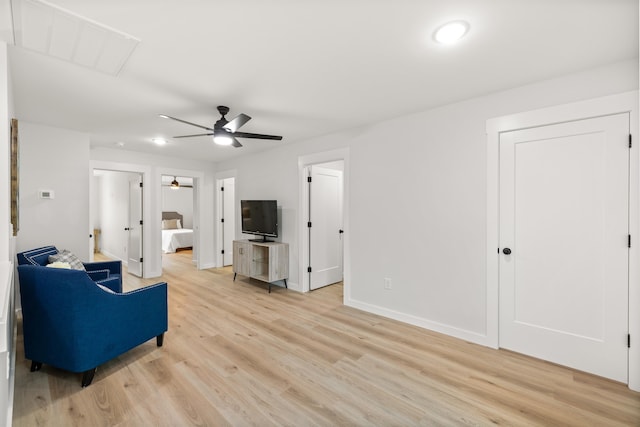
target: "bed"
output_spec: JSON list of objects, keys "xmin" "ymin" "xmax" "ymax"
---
[{"xmin": 161, "ymin": 211, "xmax": 193, "ymax": 253}]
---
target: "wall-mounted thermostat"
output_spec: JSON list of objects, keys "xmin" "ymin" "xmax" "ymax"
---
[{"xmin": 39, "ymin": 190, "xmax": 54, "ymax": 199}]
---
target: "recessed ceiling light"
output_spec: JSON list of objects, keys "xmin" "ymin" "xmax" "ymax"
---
[
  {"xmin": 115, "ymin": 141, "xmax": 125, "ymax": 147},
  {"xmin": 434, "ymin": 21, "xmax": 469, "ymax": 45},
  {"xmin": 152, "ymin": 138, "xmax": 167, "ymax": 145}
]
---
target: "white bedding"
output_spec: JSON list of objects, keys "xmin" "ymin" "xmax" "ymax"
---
[{"xmin": 162, "ymin": 229, "xmax": 193, "ymax": 253}]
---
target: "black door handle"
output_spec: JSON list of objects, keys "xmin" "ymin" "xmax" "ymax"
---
[
  {"xmin": 503, "ymin": 248, "xmax": 512, "ymax": 255},
  {"xmin": 339, "ymin": 229, "xmax": 344, "ymax": 234},
  {"xmin": 124, "ymin": 227, "xmax": 130, "ymax": 231}
]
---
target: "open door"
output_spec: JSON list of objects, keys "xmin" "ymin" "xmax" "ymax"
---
[
  {"xmin": 309, "ymin": 165, "xmax": 344, "ymax": 290},
  {"xmin": 127, "ymin": 175, "xmax": 143, "ymax": 277},
  {"xmin": 222, "ymin": 178, "xmax": 235, "ymax": 266}
]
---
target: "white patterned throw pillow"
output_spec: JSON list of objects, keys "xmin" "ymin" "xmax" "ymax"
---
[
  {"xmin": 48, "ymin": 250, "xmax": 86, "ymax": 271},
  {"xmin": 46, "ymin": 261, "xmax": 71, "ymax": 269}
]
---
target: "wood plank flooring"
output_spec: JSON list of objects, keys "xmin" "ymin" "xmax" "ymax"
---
[{"xmin": 13, "ymin": 251, "xmax": 640, "ymax": 426}]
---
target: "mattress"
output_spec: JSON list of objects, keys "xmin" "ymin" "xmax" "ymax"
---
[{"xmin": 161, "ymin": 229, "xmax": 193, "ymax": 253}]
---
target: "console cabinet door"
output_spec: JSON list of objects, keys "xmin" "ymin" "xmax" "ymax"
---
[
  {"xmin": 268, "ymin": 244, "xmax": 289, "ymax": 282},
  {"xmin": 233, "ymin": 241, "xmax": 252, "ymax": 276}
]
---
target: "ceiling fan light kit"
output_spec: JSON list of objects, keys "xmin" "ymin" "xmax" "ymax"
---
[
  {"xmin": 213, "ymin": 133, "xmax": 233, "ymax": 146},
  {"xmin": 170, "ymin": 177, "xmax": 180, "ymax": 189},
  {"xmin": 159, "ymin": 106, "xmax": 283, "ymax": 148}
]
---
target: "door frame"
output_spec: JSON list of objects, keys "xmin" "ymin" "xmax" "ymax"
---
[
  {"xmin": 216, "ymin": 170, "xmax": 237, "ymax": 268},
  {"xmin": 298, "ymin": 149, "xmax": 350, "ymax": 295},
  {"xmin": 157, "ymin": 167, "xmax": 205, "ymax": 270},
  {"xmin": 486, "ymin": 90, "xmax": 639, "ymax": 391},
  {"xmin": 308, "ymin": 163, "xmax": 344, "ymax": 291},
  {"xmin": 90, "ymin": 161, "xmax": 152, "ymax": 277}
]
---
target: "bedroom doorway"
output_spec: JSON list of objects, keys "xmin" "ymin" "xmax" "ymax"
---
[{"xmin": 161, "ymin": 175, "xmax": 196, "ymax": 267}]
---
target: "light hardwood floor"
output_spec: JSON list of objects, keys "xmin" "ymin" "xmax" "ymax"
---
[{"xmin": 13, "ymin": 251, "xmax": 640, "ymax": 426}]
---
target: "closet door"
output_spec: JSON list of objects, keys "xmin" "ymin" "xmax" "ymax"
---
[{"xmin": 499, "ymin": 113, "xmax": 629, "ymax": 382}]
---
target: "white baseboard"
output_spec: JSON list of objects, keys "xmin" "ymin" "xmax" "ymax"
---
[
  {"xmin": 99, "ymin": 250, "xmax": 124, "ymax": 265},
  {"xmin": 344, "ymin": 297, "xmax": 492, "ymax": 348},
  {"xmin": 284, "ymin": 281, "xmax": 301, "ymax": 292}
]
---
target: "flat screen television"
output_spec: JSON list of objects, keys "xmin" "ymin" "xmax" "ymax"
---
[{"xmin": 241, "ymin": 200, "xmax": 278, "ymax": 242}]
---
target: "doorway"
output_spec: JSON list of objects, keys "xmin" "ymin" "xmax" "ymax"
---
[
  {"xmin": 91, "ymin": 169, "xmax": 143, "ymax": 277},
  {"xmin": 161, "ymin": 174, "xmax": 197, "ymax": 267},
  {"xmin": 306, "ymin": 161, "xmax": 344, "ymax": 291}
]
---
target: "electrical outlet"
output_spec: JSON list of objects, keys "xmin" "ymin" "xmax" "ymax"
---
[{"xmin": 384, "ymin": 278, "xmax": 392, "ymax": 290}]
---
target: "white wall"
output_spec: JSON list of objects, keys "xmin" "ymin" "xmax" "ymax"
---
[
  {"xmin": 17, "ymin": 122, "xmax": 90, "ymax": 261},
  {"xmin": 162, "ymin": 186, "xmax": 193, "ymax": 229},
  {"xmin": 0, "ymin": 41, "xmax": 9, "ymax": 260},
  {"xmin": 217, "ymin": 59, "xmax": 639, "ymax": 346},
  {"xmin": 0, "ymin": 40, "xmax": 15, "ymax": 427},
  {"xmin": 90, "ymin": 148, "xmax": 216, "ymax": 275}
]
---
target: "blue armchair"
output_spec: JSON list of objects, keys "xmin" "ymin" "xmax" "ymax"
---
[
  {"xmin": 17, "ymin": 246, "xmax": 122, "ymax": 292},
  {"xmin": 17, "ymin": 264, "xmax": 168, "ymax": 387}
]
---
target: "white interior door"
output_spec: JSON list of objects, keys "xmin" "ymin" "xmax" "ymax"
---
[
  {"xmin": 127, "ymin": 175, "xmax": 143, "ymax": 277},
  {"xmin": 222, "ymin": 178, "xmax": 235, "ymax": 266},
  {"xmin": 309, "ymin": 165, "xmax": 343, "ymax": 290},
  {"xmin": 499, "ymin": 113, "xmax": 629, "ymax": 382}
]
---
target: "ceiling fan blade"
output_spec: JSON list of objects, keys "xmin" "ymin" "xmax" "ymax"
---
[
  {"xmin": 159, "ymin": 114, "xmax": 215, "ymax": 132},
  {"xmin": 223, "ymin": 113, "xmax": 251, "ymax": 133},
  {"xmin": 173, "ymin": 133, "xmax": 214, "ymax": 138},
  {"xmin": 233, "ymin": 131, "xmax": 283, "ymax": 140},
  {"xmin": 231, "ymin": 138, "xmax": 243, "ymax": 148}
]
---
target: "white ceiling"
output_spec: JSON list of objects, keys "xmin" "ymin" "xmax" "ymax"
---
[{"xmin": 3, "ymin": 0, "xmax": 638, "ymax": 163}]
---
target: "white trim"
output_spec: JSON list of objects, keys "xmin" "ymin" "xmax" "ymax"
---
[
  {"xmin": 90, "ymin": 161, "xmax": 153, "ymax": 277},
  {"xmin": 298, "ymin": 149, "xmax": 350, "ymax": 298},
  {"xmin": 99, "ymin": 249, "xmax": 121, "ymax": 264},
  {"xmin": 486, "ymin": 90, "xmax": 639, "ymax": 391},
  {"xmin": 348, "ymin": 297, "xmax": 489, "ymax": 346}
]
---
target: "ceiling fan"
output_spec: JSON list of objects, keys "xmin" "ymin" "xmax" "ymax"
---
[
  {"xmin": 162, "ymin": 176, "xmax": 193, "ymax": 189},
  {"xmin": 159, "ymin": 106, "xmax": 283, "ymax": 148}
]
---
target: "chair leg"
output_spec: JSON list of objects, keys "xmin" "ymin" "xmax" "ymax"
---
[
  {"xmin": 81, "ymin": 368, "xmax": 96, "ymax": 387},
  {"xmin": 30, "ymin": 361, "xmax": 42, "ymax": 372},
  {"xmin": 157, "ymin": 333, "xmax": 164, "ymax": 347}
]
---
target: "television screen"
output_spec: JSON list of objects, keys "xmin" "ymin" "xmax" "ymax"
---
[{"xmin": 241, "ymin": 200, "xmax": 278, "ymax": 241}]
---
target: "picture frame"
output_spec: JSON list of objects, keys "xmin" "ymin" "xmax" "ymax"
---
[{"xmin": 10, "ymin": 118, "xmax": 18, "ymax": 236}]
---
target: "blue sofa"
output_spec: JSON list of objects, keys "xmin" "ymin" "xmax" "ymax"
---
[
  {"xmin": 17, "ymin": 245, "xmax": 123, "ymax": 292},
  {"xmin": 16, "ymin": 248, "xmax": 168, "ymax": 387}
]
